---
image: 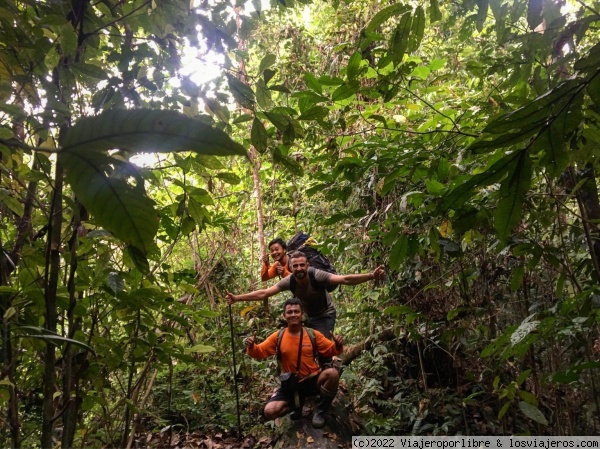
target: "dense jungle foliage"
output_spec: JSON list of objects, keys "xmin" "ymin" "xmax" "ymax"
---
[{"xmin": 1, "ymin": 0, "xmax": 600, "ymax": 447}]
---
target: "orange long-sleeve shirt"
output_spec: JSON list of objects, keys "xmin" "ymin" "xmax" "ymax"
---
[
  {"xmin": 247, "ymin": 328, "xmax": 341, "ymax": 380},
  {"xmin": 260, "ymin": 260, "xmax": 292, "ymax": 281}
]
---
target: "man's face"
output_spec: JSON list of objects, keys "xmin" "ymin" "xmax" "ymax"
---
[
  {"xmin": 283, "ymin": 304, "xmax": 303, "ymax": 325},
  {"xmin": 269, "ymin": 243, "xmax": 285, "ymax": 262},
  {"xmin": 290, "ymin": 256, "xmax": 309, "ymax": 279}
]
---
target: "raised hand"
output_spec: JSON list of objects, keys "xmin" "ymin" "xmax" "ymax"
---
[
  {"xmin": 332, "ymin": 334, "xmax": 344, "ymax": 349},
  {"xmin": 245, "ymin": 334, "xmax": 256, "ymax": 349},
  {"xmin": 372, "ymin": 265, "xmax": 386, "ymax": 281}
]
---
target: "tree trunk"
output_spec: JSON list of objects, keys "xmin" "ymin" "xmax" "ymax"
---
[
  {"xmin": 250, "ymin": 147, "xmax": 268, "ymax": 291},
  {"xmin": 569, "ymin": 165, "xmax": 600, "ymax": 279},
  {"xmin": 62, "ymin": 203, "xmax": 84, "ymax": 449},
  {"xmin": 341, "ymin": 327, "xmax": 398, "ymax": 365},
  {"xmin": 41, "ymin": 162, "xmax": 64, "ymax": 448}
]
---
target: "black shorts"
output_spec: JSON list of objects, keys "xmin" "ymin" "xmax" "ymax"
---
[{"xmin": 267, "ymin": 374, "xmax": 320, "ymax": 405}]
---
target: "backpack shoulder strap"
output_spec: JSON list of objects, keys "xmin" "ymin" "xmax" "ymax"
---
[
  {"xmin": 305, "ymin": 327, "xmax": 318, "ymax": 364},
  {"xmin": 276, "ymin": 328, "xmax": 285, "ymax": 374},
  {"xmin": 308, "ymin": 267, "xmax": 324, "ymax": 290},
  {"xmin": 289, "ymin": 275, "xmax": 297, "ymax": 294}
]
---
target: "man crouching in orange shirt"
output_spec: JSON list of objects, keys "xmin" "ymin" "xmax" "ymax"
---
[{"xmin": 245, "ymin": 297, "xmax": 343, "ymax": 428}]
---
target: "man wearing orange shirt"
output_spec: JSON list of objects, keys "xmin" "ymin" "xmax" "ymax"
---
[
  {"xmin": 261, "ymin": 238, "xmax": 292, "ymax": 281},
  {"xmin": 245, "ymin": 298, "xmax": 343, "ymax": 428}
]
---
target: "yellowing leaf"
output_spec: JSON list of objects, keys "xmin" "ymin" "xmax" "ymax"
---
[
  {"xmin": 240, "ymin": 304, "xmax": 259, "ymax": 317},
  {"xmin": 439, "ymin": 220, "xmax": 451, "ymax": 237}
]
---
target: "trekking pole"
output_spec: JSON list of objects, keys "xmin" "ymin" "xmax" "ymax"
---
[{"xmin": 228, "ymin": 303, "xmax": 242, "ymax": 435}]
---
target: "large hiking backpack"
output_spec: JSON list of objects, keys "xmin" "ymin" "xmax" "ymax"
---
[{"xmin": 287, "ymin": 232, "xmax": 338, "ymax": 292}]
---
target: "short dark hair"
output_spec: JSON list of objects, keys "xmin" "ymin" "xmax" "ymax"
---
[
  {"xmin": 268, "ymin": 238, "xmax": 287, "ymax": 250},
  {"xmin": 289, "ymin": 250, "xmax": 308, "ymax": 261},
  {"xmin": 283, "ymin": 297, "xmax": 303, "ymax": 312}
]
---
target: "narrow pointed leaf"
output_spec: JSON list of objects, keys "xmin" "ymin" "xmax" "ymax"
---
[
  {"xmin": 483, "ymin": 80, "xmax": 580, "ymax": 135},
  {"xmin": 518, "ymin": 401, "xmax": 548, "ymax": 425},
  {"xmin": 408, "ymin": 6, "xmax": 425, "ymax": 52},
  {"xmin": 258, "ymin": 53, "xmax": 277, "ymax": 73},
  {"xmin": 390, "ymin": 13, "xmax": 412, "ymax": 64},
  {"xmin": 264, "ymin": 111, "xmax": 292, "ymax": 132},
  {"xmin": 226, "ymin": 74, "xmax": 255, "ymax": 109},
  {"xmin": 251, "ymin": 118, "xmax": 269, "ymax": 152},
  {"xmin": 304, "ymin": 73, "xmax": 322, "ymax": 94},
  {"xmin": 389, "ymin": 234, "xmax": 408, "ymax": 270},
  {"xmin": 476, "ymin": 0, "xmax": 489, "ymax": 32},
  {"xmin": 255, "ymin": 79, "xmax": 273, "ymax": 109},
  {"xmin": 441, "ymin": 151, "xmax": 522, "ymax": 211},
  {"xmin": 272, "ymin": 149, "xmax": 303, "ymax": 176},
  {"xmin": 331, "ymin": 81, "xmax": 360, "ymax": 102},
  {"xmin": 17, "ymin": 325, "xmax": 95, "ymax": 353},
  {"xmin": 107, "ymin": 272, "xmax": 125, "ymax": 295},
  {"xmin": 469, "ymin": 129, "xmax": 540, "ymax": 154},
  {"xmin": 346, "ymin": 52, "xmax": 362, "ymax": 81},
  {"xmin": 298, "ymin": 106, "xmax": 329, "ymax": 121},
  {"xmin": 494, "ymin": 151, "xmax": 532, "ymax": 241},
  {"xmin": 366, "ymin": 3, "xmax": 412, "ymax": 33},
  {"xmin": 429, "ymin": 0, "xmax": 442, "ymax": 22}
]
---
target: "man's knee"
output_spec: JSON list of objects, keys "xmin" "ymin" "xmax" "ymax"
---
[
  {"xmin": 264, "ymin": 401, "xmax": 288, "ymax": 420},
  {"xmin": 318, "ymin": 368, "xmax": 339, "ymax": 384}
]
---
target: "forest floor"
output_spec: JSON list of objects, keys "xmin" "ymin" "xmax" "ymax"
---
[
  {"xmin": 140, "ymin": 411, "xmax": 352, "ymax": 449},
  {"xmin": 141, "ymin": 429, "xmax": 350, "ymax": 449}
]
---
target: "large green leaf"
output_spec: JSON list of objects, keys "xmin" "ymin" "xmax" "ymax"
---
[
  {"xmin": 272, "ymin": 148, "xmax": 304, "ymax": 176},
  {"xmin": 258, "ymin": 53, "xmax": 276, "ymax": 74},
  {"xmin": 60, "ymin": 151, "xmax": 159, "ymax": 254},
  {"xmin": 60, "ymin": 109, "xmax": 247, "ymax": 157},
  {"xmin": 59, "ymin": 110, "xmax": 246, "ymax": 254}
]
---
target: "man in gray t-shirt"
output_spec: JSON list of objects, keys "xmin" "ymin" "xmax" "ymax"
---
[{"xmin": 226, "ymin": 251, "xmax": 386, "ymax": 339}]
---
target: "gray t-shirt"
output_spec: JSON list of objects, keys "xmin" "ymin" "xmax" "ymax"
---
[{"xmin": 276, "ymin": 267, "xmax": 336, "ymax": 318}]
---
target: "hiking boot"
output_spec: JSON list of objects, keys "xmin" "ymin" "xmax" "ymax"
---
[
  {"xmin": 311, "ymin": 387, "xmax": 336, "ymax": 429},
  {"xmin": 311, "ymin": 408, "xmax": 326, "ymax": 428}
]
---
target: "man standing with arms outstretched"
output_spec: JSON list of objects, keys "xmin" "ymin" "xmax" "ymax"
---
[{"xmin": 227, "ymin": 251, "xmax": 386, "ymax": 339}]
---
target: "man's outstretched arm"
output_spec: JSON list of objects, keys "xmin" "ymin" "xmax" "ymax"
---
[
  {"xmin": 327, "ymin": 265, "xmax": 386, "ymax": 286},
  {"xmin": 226, "ymin": 284, "xmax": 281, "ymax": 304}
]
